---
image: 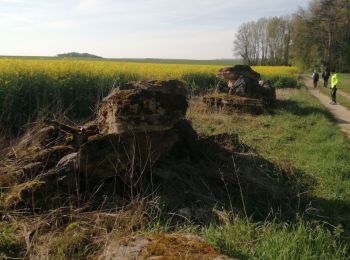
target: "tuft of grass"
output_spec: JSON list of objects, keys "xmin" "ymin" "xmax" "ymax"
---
[
  {"xmin": 0, "ymin": 222, "xmax": 22, "ymax": 258},
  {"xmin": 203, "ymin": 214, "xmax": 349, "ymax": 260},
  {"xmin": 53, "ymin": 222, "xmax": 97, "ymax": 259}
]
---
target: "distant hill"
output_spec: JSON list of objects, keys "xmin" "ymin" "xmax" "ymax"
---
[{"xmin": 56, "ymin": 52, "xmax": 103, "ymax": 59}]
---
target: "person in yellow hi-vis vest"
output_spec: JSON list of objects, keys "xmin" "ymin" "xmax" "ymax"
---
[{"xmin": 330, "ymin": 73, "xmax": 338, "ymax": 105}]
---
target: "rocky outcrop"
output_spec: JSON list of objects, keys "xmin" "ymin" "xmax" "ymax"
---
[
  {"xmin": 207, "ymin": 65, "xmax": 276, "ymax": 112},
  {"xmin": 217, "ymin": 65, "xmax": 260, "ymax": 81},
  {"xmin": 1, "ymin": 80, "xmax": 193, "ymax": 208},
  {"xmin": 97, "ymin": 80, "xmax": 187, "ymax": 135}
]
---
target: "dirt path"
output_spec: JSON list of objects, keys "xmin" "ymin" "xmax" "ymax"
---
[{"xmin": 302, "ymin": 75, "xmax": 350, "ymax": 138}]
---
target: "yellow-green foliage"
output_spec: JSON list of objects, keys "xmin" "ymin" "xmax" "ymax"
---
[
  {"xmin": 0, "ymin": 59, "xmax": 298, "ymax": 81},
  {"xmin": 253, "ymin": 66, "xmax": 299, "ymax": 76},
  {"xmin": 0, "ymin": 59, "xmax": 298, "ymax": 131},
  {"xmin": 254, "ymin": 66, "xmax": 299, "ymax": 88}
]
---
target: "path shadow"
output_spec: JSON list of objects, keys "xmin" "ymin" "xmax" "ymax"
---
[{"xmin": 336, "ymin": 119, "xmax": 350, "ymax": 124}]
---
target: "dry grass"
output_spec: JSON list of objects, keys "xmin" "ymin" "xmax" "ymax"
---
[
  {"xmin": 1, "ymin": 197, "xmax": 155, "ymax": 259},
  {"xmin": 276, "ymin": 88, "xmax": 299, "ymax": 100}
]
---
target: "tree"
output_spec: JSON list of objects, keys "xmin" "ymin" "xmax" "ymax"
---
[
  {"xmin": 290, "ymin": 0, "xmax": 350, "ymax": 71},
  {"xmin": 234, "ymin": 0, "xmax": 350, "ymax": 71},
  {"xmin": 234, "ymin": 17, "xmax": 291, "ymax": 66}
]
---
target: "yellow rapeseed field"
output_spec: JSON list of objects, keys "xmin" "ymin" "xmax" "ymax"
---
[
  {"xmin": 253, "ymin": 66, "xmax": 299, "ymax": 78},
  {"xmin": 0, "ymin": 59, "xmax": 298, "ymax": 79},
  {"xmin": 0, "ymin": 58, "xmax": 299, "ymax": 130}
]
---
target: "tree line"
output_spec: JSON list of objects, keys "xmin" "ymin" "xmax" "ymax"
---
[{"xmin": 234, "ymin": 0, "xmax": 350, "ymax": 72}]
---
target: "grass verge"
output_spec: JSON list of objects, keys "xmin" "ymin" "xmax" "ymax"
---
[
  {"xmin": 188, "ymin": 87, "xmax": 350, "ymax": 258},
  {"xmin": 337, "ymin": 73, "xmax": 350, "ymax": 94},
  {"xmin": 204, "ymin": 215, "xmax": 348, "ymax": 260}
]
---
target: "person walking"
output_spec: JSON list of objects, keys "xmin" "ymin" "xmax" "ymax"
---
[
  {"xmin": 312, "ymin": 70, "xmax": 319, "ymax": 88},
  {"xmin": 322, "ymin": 67, "xmax": 331, "ymax": 87},
  {"xmin": 330, "ymin": 73, "xmax": 338, "ymax": 105}
]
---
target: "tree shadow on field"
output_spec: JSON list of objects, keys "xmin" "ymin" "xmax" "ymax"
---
[
  {"xmin": 144, "ymin": 139, "xmax": 350, "ymax": 233},
  {"xmin": 267, "ymin": 99, "xmax": 337, "ymax": 121},
  {"xmin": 303, "ymin": 196, "xmax": 350, "ymax": 231}
]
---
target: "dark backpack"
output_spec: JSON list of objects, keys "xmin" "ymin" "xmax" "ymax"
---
[{"xmin": 323, "ymin": 71, "xmax": 330, "ymax": 79}]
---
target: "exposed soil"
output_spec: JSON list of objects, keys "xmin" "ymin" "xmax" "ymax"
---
[{"xmin": 276, "ymin": 88, "xmax": 299, "ymax": 100}]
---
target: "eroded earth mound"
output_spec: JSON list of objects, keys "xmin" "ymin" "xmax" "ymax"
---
[{"xmin": 206, "ymin": 65, "xmax": 276, "ymax": 113}]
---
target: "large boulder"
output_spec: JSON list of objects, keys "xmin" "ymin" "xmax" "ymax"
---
[
  {"xmin": 0, "ymin": 80, "xmax": 194, "ymax": 208},
  {"xmin": 97, "ymin": 80, "xmax": 188, "ymax": 135},
  {"xmin": 83, "ymin": 80, "xmax": 189, "ymax": 180},
  {"xmin": 217, "ymin": 65, "xmax": 260, "ymax": 81}
]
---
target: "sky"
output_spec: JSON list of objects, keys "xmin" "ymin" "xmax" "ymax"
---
[{"xmin": 0, "ymin": 0, "xmax": 309, "ymax": 59}]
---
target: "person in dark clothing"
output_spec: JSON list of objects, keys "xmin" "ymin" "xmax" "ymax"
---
[
  {"xmin": 312, "ymin": 70, "xmax": 319, "ymax": 88},
  {"xmin": 322, "ymin": 67, "xmax": 331, "ymax": 87}
]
